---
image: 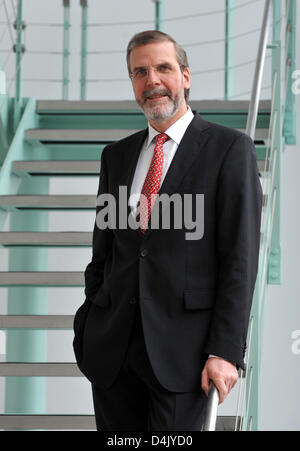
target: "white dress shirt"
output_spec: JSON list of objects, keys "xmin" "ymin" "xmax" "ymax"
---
[{"xmin": 129, "ymin": 105, "xmax": 194, "ymax": 218}]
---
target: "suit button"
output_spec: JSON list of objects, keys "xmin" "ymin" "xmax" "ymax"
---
[
  {"xmin": 129, "ymin": 297, "xmax": 137, "ymax": 305},
  {"xmin": 140, "ymin": 249, "xmax": 148, "ymax": 257}
]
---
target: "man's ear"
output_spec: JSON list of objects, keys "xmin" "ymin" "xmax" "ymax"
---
[{"xmin": 183, "ymin": 66, "xmax": 191, "ymax": 90}]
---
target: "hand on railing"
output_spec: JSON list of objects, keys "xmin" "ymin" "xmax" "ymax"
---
[{"xmin": 203, "ymin": 382, "xmax": 219, "ymax": 431}]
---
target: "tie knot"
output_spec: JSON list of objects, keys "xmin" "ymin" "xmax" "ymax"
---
[{"xmin": 155, "ymin": 133, "xmax": 169, "ymax": 145}]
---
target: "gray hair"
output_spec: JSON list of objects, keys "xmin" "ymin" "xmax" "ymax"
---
[{"xmin": 126, "ymin": 30, "xmax": 190, "ymax": 101}]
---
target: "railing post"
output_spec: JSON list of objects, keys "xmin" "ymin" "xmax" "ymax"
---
[
  {"xmin": 241, "ymin": 288, "xmax": 259, "ymax": 430},
  {"xmin": 267, "ymin": 40, "xmax": 282, "ymax": 286},
  {"xmin": 80, "ymin": 0, "xmax": 88, "ymax": 100},
  {"xmin": 153, "ymin": 0, "xmax": 163, "ymax": 31},
  {"xmin": 246, "ymin": 0, "xmax": 272, "ymax": 139},
  {"xmin": 267, "ymin": 0, "xmax": 282, "ymax": 286},
  {"xmin": 272, "ymin": 0, "xmax": 282, "ymax": 41},
  {"xmin": 0, "ymin": 63, "xmax": 9, "ymax": 163},
  {"xmin": 0, "ymin": 64, "xmax": 6, "ymax": 95},
  {"xmin": 283, "ymin": 0, "xmax": 297, "ymax": 145},
  {"xmin": 225, "ymin": 0, "xmax": 235, "ymax": 100},
  {"xmin": 62, "ymin": 0, "xmax": 71, "ymax": 100},
  {"xmin": 13, "ymin": 0, "xmax": 25, "ymax": 130}
]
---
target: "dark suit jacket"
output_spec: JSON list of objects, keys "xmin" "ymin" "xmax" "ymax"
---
[{"xmin": 73, "ymin": 111, "xmax": 263, "ymax": 392}]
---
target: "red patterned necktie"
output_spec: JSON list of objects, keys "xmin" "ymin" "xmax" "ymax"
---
[{"xmin": 137, "ymin": 133, "xmax": 169, "ymax": 234}]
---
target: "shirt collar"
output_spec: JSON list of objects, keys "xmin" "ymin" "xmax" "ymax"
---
[{"xmin": 146, "ymin": 105, "xmax": 194, "ymax": 149}]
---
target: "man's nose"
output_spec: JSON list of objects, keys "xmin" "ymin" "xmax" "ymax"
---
[{"xmin": 146, "ymin": 67, "xmax": 161, "ymax": 86}]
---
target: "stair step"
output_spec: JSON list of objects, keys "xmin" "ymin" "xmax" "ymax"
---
[
  {"xmin": 33, "ymin": 100, "xmax": 270, "ymax": 140},
  {"xmin": 0, "ymin": 232, "xmax": 92, "ymax": 246},
  {"xmin": 0, "ymin": 362, "xmax": 82, "ymax": 377},
  {"xmin": 12, "ymin": 160, "xmax": 101, "ymax": 175},
  {"xmin": 239, "ymin": 128, "xmax": 268, "ymax": 139},
  {"xmin": 0, "ymin": 414, "xmax": 237, "ymax": 430},
  {"xmin": 0, "ymin": 271, "xmax": 84, "ymax": 286},
  {"xmin": 25, "ymin": 129, "xmax": 140, "ymax": 142},
  {"xmin": 0, "ymin": 193, "xmax": 267, "ymax": 211},
  {"xmin": 12, "ymin": 159, "xmax": 268, "ymax": 176},
  {"xmin": 0, "ymin": 414, "xmax": 96, "ymax": 430},
  {"xmin": 37, "ymin": 100, "xmax": 140, "ymax": 113},
  {"xmin": 0, "ymin": 195, "xmax": 96, "ymax": 209},
  {"xmin": 25, "ymin": 127, "xmax": 269, "ymax": 142},
  {"xmin": 0, "ymin": 315, "xmax": 74, "ymax": 329},
  {"xmin": 216, "ymin": 416, "xmax": 240, "ymax": 431},
  {"xmin": 36, "ymin": 99, "xmax": 271, "ymax": 113}
]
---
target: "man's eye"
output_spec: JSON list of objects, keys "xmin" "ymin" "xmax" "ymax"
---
[
  {"xmin": 135, "ymin": 68, "xmax": 147, "ymax": 77},
  {"xmin": 158, "ymin": 65, "xmax": 171, "ymax": 72}
]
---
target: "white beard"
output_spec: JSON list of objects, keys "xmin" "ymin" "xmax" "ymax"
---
[{"xmin": 138, "ymin": 83, "xmax": 185, "ymax": 124}]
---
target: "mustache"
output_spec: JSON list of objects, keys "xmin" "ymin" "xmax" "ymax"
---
[{"xmin": 142, "ymin": 89, "xmax": 171, "ymax": 102}]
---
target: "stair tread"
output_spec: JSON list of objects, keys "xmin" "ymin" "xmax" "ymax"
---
[
  {"xmin": 0, "ymin": 362, "xmax": 82, "ymax": 377},
  {"xmin": 0, "ymin": 194, "xmax": 96, "ymax": 208},
  {"xmin": 0, "ymin": 231, "xmax": 92, "ymax": 245},
  {"xmin": 25, "ymin": 127, "xmax": 269, "ymax": 140},
  {"xmin": 0, "ymin": 414, "xmax": 96, "ymax": 429},
  {"xmin": 25, "ymin": 127, "xmax": 269, "ymax": 142},
  {"xmin": 36, "ymin": 99, "xmax": 272, "ymax": 113},
  {"xmin": 0, "ymin": 314, "xmax": 74, "ymax": 329},
  {"xmin": 13, "ymin": 160, "xmax": 101, "ymax": 174},
  {"xmin": 0, "ymin": 194, "xmax": 267, "ymax": 211},
  {"xmin": 0, "ymin": 412, "xmax": 237, "ymax": 430},
  {"xmin": 0, "ymin": 271, "xmax": 84, "ymax": 286},
  {"xmin": 12, "ymin": 159, "xmax": 268, "ymax": 174},
  {"xmin": 25, "ymin": 128, "xmax": 141, "ymax": 141}
]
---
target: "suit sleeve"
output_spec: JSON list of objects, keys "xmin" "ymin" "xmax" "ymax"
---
[
  {"xmin": 84, "ymin": 145, "xmax": 114, "ymax": 301},
  {"xmin": 204, "ymin": 133, "xmax": 263, "ymax": 369},
  {"xmin": 73, "ymin": 145, "xmax": 114, "ymax": 366}
]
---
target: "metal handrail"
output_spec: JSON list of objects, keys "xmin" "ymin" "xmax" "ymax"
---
[
  {"xmin": 203, "ymin": 383, "xmax": 219, "ymax": 431},
  {"xmin": 246, "ymin": 0, "xmax": 273, "ymax": 139},
  {"xmin": 236, "ymin": 0, "xmax": 274, "ymax": 431}
]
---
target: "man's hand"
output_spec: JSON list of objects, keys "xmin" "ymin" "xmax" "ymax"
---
[{"xmin": 201, "ymin": 357, "xmax": 238, "ymax": 404}]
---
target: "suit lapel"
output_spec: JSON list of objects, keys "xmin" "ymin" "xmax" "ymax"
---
[
  {"xmin": 120, "ymin": 112, "xmax": 211, "ymax": 236},
  {"xmin": 159, "ymin": 112, "xmax": 211, "ymax": 197}
]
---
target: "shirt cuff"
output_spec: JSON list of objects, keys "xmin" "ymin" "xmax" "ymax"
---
[{"xmin": 208, "ymin": 354, "xmax": 236, "ymax": 365}]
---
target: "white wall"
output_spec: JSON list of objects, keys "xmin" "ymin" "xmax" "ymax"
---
[
  {"xmin": 259, "ymin": 21, "xmax": 300, "ymax": 427},
  {"xmin": 1, "ymin": 0, "xmax": 270, "ymax": 101},
  {"xmin": 0, "ymin": 0, "xmax": 299, "ymax": 430}
]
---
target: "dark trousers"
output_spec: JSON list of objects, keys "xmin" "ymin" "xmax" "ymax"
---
[{"xmin": 91, "ymin": 305, "xmax": 208, "ymax": 431}]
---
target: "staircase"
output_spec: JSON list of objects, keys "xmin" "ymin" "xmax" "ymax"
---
[{"xmin": 0, "ymin": 99, "xmax": 270, "ymax": 430}]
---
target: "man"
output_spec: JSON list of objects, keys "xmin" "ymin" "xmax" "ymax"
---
[{"xmin": 73, "ymin": 30, "xmax": 262, "ymax": 431}]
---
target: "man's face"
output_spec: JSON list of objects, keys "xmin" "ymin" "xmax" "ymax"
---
[{"xmin": 129, "ymin": 41, "xmax": 190, "ymax": 130}]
